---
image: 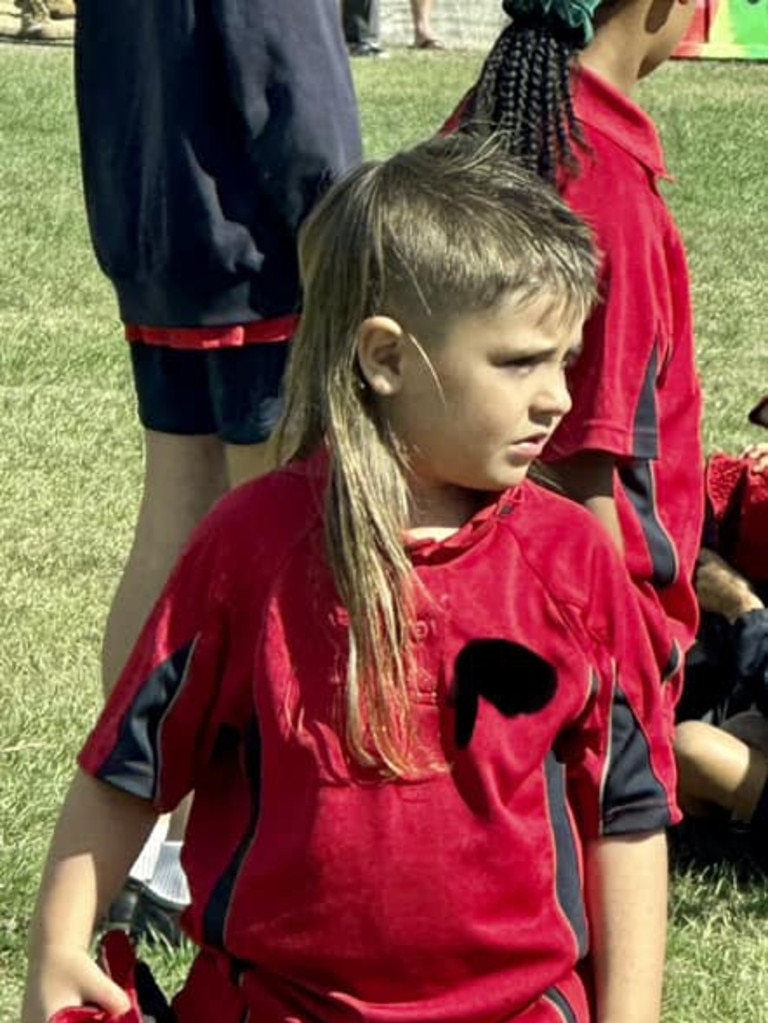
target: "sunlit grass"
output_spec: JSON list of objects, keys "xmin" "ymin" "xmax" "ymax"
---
[{"xmin": 1, "ymin": 42, "xmax": 766, "ymax": 1023}]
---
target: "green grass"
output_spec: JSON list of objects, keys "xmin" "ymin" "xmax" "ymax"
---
[{"xmin": 1, "ymin": 42, "xmax": 767, "ymax": 1023}]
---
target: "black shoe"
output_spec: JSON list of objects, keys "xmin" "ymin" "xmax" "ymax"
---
[
  {"xmin": 348, "ymin": 41, "xmax": 387, "ymax": 58},
  {"xmin": 101, "ymin": 878, "xmax": 144, "ymax": 934},
  {"xmin": 130, "ymin": 886, "xmax": 185, "ymax": 949}
]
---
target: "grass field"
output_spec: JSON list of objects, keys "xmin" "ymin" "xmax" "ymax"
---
[{"xmin": 1, "ymin": 42, "xmax": 767, "ymax": 1023}]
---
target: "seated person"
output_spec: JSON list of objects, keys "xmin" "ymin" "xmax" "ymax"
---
[{"xmin": 674, "ymin": 436, "xmax": 768, "ymax": 875}]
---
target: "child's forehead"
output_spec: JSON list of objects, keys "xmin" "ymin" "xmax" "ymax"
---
[
  {"xmin": 423, "ymin": 292, "xmax": 585, "ymax": 354},
  {"xmin": 463, "ymin": 289, "xmax": 587, "ymax": 330}
]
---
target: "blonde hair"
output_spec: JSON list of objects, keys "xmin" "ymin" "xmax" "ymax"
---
[{"xmin": 277, "ymin": 134, "xmax": 598, "ymax": 777}]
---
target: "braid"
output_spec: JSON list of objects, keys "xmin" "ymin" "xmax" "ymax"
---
[{"xmin": 461, "ymin": 23, "xmax": 584, "ymax": 185}]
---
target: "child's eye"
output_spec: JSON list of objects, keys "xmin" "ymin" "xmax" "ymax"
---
[{"xmin": 500, "ymin": 354, "xmax": 544, "ymax": 371}]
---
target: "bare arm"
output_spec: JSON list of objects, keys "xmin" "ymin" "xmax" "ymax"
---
[
  {"xmin": 22, "ymin": 770, "xmax": 158, "ymax": 1023},
  {"xmin": 584, "ymin": 832, "xmax": 668, "ymax": 1023},
  {"xmin": 546, "ymin": 451, "xmax": 624, "ymax": 553},
  {"xmin": 695, "ymin": 547, "xmax": 764, "ymax": 623}
]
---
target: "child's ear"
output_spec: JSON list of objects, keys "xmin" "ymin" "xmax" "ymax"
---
[{"xmin": 356, "ymin": 316, "xmax": 408, "ymax": 397}]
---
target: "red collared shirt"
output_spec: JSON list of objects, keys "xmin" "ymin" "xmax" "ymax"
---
[
  {"xmin": 79, "ymin": 456, "xmax": 678, "ymax": 1023},
  {"xmin": 544, "ymin": 66, "xmax": 704, "ymax": 662}
]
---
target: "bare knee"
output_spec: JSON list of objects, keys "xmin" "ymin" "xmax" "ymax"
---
[
  {"xmin": 674, "ymin": 720, "xmax": 768, "ymax": 820},
  {"xmin": 674, "ymin": 720, "xmax": 715, "ymax": 770},
  {"xmin": 674, "ymin": 721, "xmax": 717, "ymax": 813}
]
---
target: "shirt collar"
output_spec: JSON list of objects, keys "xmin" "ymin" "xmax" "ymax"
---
[
  {"xmin": 294, "ymin": 447, "xmax": 527, "ymax": 564},
  {"xmin": 573, "ymin": 65, "xmax": 670, "ymax": 181},
  {"xmin": 406, "ymin": 485, "xmax": 526, "ymax": 565}
]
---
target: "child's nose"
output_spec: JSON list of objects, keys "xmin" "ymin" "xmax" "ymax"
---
[{"xmin": 535, "ymin": 369, "xmax": 572, "ymax": 418}]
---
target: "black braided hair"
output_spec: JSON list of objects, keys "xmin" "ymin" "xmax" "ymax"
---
[{"xmin": 460, "ymin": 23, "xmax": 585, "ymax": 185}]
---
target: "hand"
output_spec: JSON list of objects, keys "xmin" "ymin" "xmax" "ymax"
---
[
  {"xmin": 740, "ymin": 442, "xmax": 768, "ymax": 473},
  {"xmin": 22, "ymin": 944, "xmax": 131, "ymax": 1023}
]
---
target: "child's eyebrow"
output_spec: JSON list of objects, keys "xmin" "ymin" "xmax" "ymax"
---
[{"xmin": 492, "ymin": 338, "xmax": 584, "ymax": 360}]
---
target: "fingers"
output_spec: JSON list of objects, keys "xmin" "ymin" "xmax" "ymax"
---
[
  {"xmin": 23, "ymin": 951, "xmax": 132, "ymax": 1023},
  {"xmin": 740, "ymin": 442, "xmax": 768, "ymax": 472},
  {"xmin": 81, "ymin": 958, "xmax": 133, "ymax": 1017}
]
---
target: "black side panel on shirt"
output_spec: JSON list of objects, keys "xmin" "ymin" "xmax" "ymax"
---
[
  {"xmin": 202, "ymin": 716, "xmax": 263, "ymax": 949},
  {"xmin": 544, "ymin": 984, "xmax": 579, "ymax": 1023},
  {"xmin": 602, "ymin": 685, "xmax": 670, "ymax": 835},
  {"xmin": 545, "ymin": 753, "xmax": 589, "ymax": 959},
  {"xmin": 618, "ymin": 345, "xmax": 677, "ymax": 588},
  {"xmin": 96, "ymin": 641, "xmax": 196, "ymax": 801}
]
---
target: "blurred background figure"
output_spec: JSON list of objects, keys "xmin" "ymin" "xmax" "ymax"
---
[
  {"xmin": 673, "ymin": 439, "xmax": 768, "ymax": 877},
  {"xmin": 16, "ymin": 0, "xmax": 75, "ymax": 41},
  {"xmin": 75, "ymin": 0, "xmax": 362, "ymax": 945},
  {"xmin": 410, "ymin": 0, "xmax": 444, "ymax": 48},
  {"xmin": 342, "ymin": 0, "xmax": 387, "ymax": 56}
]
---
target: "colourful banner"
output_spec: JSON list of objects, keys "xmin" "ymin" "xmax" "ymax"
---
[{"xmin": 675, "ymin": 0, "xmax": 768, "ymax": 59}]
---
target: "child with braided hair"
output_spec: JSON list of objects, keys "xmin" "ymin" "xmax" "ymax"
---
[{"xmin": 449, "ymin": 0, "xmax": 705, "ymax": 710}]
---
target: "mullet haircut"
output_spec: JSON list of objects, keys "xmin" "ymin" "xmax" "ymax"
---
[{"xmin": 277, "ymin": 135, "xmax": 598, "ymax": 778}]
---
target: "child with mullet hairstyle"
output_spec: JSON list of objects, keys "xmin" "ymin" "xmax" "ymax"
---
[{"xmin": 24, "ymin": 136, "xmax": 678, "ymax": 1023}]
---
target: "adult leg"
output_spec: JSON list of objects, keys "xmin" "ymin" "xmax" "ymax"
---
[
  {"xmin": 110, "ymin": 429, "xmax": 280, "ymax": 937},
  {"xmin": 101, "ymin": 430, "xmax": 228, "ymax": 693},
  {"xmin": 102, "ymin": 346, "xmax": 228, "ymax": 942},
  {"xmin": 225, "ymin": 436, "xmax": 278, "ymax": 489},
  {"xmin": 99, "ymin": 430, "xmax": 227, "ymax": 941},
  {"xmin": 341, "ymin": 0, "xmax": 378, "ymax": 44},
  {"xmin": 341, "ymin": 0, "xmax": 384, "ymax": 55},
  {"xmin": 410, "ymin": 0, "xmax": 443, "ymax": 48},
  {"xmin": 108, "ymin": 340, "xmax": 288, "ymax": 942}
]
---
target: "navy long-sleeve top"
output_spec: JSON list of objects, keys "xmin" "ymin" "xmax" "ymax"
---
[{"xmin": 75, "ymin": 0, "xmax": 362, "ymax": 328}]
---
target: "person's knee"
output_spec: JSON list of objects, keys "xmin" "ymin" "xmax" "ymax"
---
[
  {"xmin": 139, "ymin": 431, "xmax": 228, "ymax": 535},
  {"xmin": 673, "ymin": 721, "xmax": 722, "ymax": 812},
  {"xmin": 674, "ymin": 719, "xmax": 768, "ymax": 818},
  {"xmin": 674, "ymin": 720, "xmax": 712, "ymax": 769}
]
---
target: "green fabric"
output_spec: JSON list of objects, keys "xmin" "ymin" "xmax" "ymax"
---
[{"xmin": 503, "ymin": 0, "xmax": 602, "ymax": 45}]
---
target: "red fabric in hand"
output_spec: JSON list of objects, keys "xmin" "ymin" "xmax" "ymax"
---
[{"xmin": 48, "ymin": 932, "xmax": 144, "ymax": 1023}]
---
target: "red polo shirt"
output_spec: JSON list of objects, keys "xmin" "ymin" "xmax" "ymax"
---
[
  {"xmin": 79, "ymin": 456, "xmax": 678, "ymax": 1023},
  {"xmin": 543, "ymin": 67, "xmax": 704, "ymax": 664}
]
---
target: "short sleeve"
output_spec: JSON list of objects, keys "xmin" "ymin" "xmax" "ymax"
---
[
  {"xmin": 559, "ymin": 541, "xmax": 681, "ymax": 840},
  {"xmin": 545, "ymin": 164, "xmax": 661, "ymax": 464},
  {"xmin": 78, "ymin": 516, "xmax": 235, "ymax": 813}
]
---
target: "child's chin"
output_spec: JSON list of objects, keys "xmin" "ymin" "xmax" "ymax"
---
[{"xmin": 501, "ymin": 462, "xmax": 533, "ymax": 486}]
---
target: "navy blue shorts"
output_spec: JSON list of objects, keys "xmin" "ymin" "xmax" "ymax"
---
[{"xmin": 129, "ymin": 342, "xmax": 289, "ymax": 445}]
